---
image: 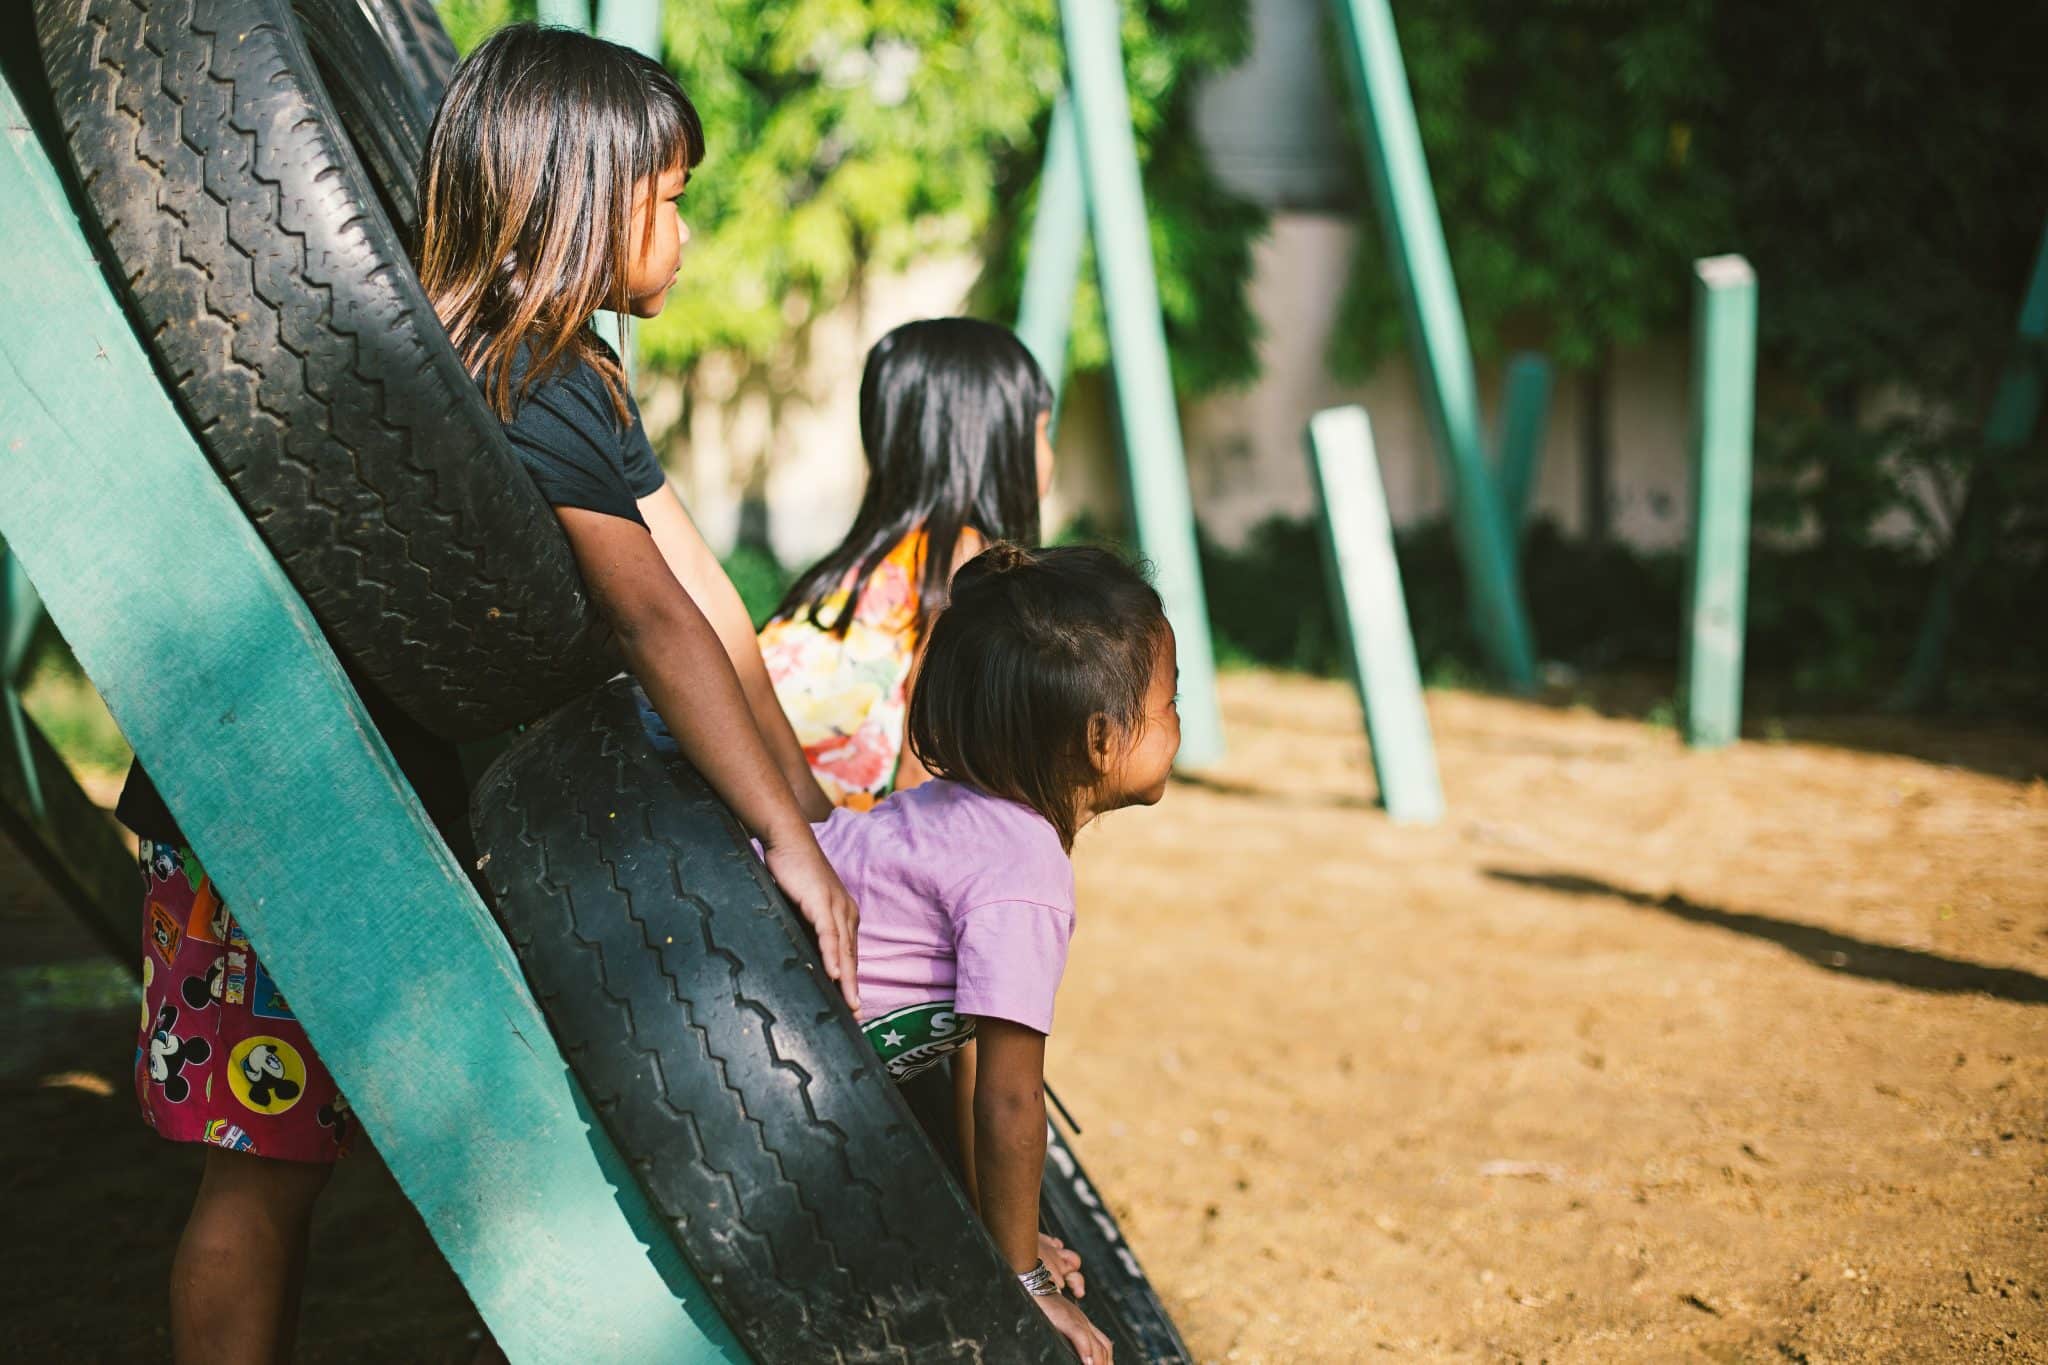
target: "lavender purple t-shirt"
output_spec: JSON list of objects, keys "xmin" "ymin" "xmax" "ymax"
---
[{"xmin": 813, "ymin": 780, "xmax": 1075, "ymax": 1035}]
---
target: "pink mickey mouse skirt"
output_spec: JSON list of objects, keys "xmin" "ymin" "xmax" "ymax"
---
[{"xmin": 133, "ymin": 841, "xmax": 353, "ymax": 1163}]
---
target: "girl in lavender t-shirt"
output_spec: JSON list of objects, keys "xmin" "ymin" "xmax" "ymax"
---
[{"xmin": 810, "ymin": 543, "xmax": 1180, "ymax": 1364}]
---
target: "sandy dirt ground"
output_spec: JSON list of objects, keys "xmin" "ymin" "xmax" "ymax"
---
[{"xmin": 3, "ymin": 671, "xmax": 2044, "ymax": 1361}]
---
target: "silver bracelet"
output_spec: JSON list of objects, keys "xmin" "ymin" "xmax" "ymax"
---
[{"xmin": 1017, "ymin": 1260, "xmax": 1060, "ymax": 1297}]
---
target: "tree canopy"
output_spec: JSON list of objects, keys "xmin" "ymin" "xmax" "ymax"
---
[
  {"xmin": 436, "ymin": 0, "xmax": 1265, "ymax": 393},
  {"xmin": 1326, "ymin": 0, "xmax": 2048, "ymax": 555}
]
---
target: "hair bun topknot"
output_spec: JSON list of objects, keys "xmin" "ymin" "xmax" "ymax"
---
[
  {"xmin": 952, "ymin": 540, "xmax": 1033, "ymax": 596},
  {"xmin": 970, "ymin": 540, "xmax": 1032, "ymax": 574}
]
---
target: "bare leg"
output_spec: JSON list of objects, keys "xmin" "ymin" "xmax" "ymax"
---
[{"xmin": 170, "ymin": 1148, "xmax": 332, "ymax": 1365}]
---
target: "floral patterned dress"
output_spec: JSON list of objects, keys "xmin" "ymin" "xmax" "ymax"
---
[{"xmin": 760, "ymin": 531, "xmax": 940, "ymax": 810}]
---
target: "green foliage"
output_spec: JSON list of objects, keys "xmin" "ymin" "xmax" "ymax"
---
[
  {"xmin": 640, "ymin": 1, "xmax": 1060, "ymax": 365},
  {"xmin": 636, "ymin": 0, "xmax": 1261, "ymax": 391},
  {"xmin": 722, "ymin": 543, "xmax": 795, "ymax": 629},
  {"xmin": 978, "ymin": 1, "xmax": 1267, "ymax": 395},
  {"xmin": 1714, "ymin": 0, "xmax": 2048, "ymax": 552},
  {"xmin": 435, "ymin": 0, "xmax": 531, "ymax": 54},
  {"xmin": 1324, "ymin": 0, "xmax": 2047, "ymax": 566},
  {"xmin": 434, "ymin": 2, "xmax": 1262, "ymax": 393},
  {"xmin": 20, "ymin": 637, "xmax": 131, "ymax": 778},
  {"xmin": 1139, "ymin": 514, "xmax": 2045, "ymax": 719},
  {"xmin": 1328, "ymin": 0, "xmax": 1730, "ymax": 379}
]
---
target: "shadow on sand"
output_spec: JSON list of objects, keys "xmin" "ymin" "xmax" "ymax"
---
[{"xmin": 1486, "ymin": 867, "xmax": 2048, "ymax": 1006}]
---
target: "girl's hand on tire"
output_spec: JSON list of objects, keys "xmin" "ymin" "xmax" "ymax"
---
[
  {"xmin": 1035, "ymin": 1294, "xmax": 1111, "ymax": 1364},
  {"xmin": 1040, "ymin": 1232, "xmax": 1084, "ymax": 1299},
  {"xmin": 761, "ymin": 837, "xmax": 861, "ymax": 1012}
]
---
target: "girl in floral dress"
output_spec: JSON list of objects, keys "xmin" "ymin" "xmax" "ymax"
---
[{"xmin": 760, "ymin": 318, "xmax": 1054, "ymax": 808}]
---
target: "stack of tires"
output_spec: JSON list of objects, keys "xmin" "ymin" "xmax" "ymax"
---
[{"xmin": 31, "ymin": 1, "xmax": 1191, "ymax": 1359}]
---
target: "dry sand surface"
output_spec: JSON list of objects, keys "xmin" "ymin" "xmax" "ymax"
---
[
  {"xmin": 1055, "ymin": 673, "xmax": 2048, "ymax": 1362},
  {"xmin": 3, "ymin": 670, "xmax": 2044, "ymax": 1361}
]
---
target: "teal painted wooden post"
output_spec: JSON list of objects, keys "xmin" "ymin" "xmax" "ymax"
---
[
  {"xmin": 536, "ymin": 0, "xmax": 590, "ymax": 29},
  {"xmin": 0, "ymin": 84, "xmax": 745, "ymax": 1365},
  {"xmin": 0, "ymin": 702, "xmax": 143, "ymax": 968},
  {"xmin": 2, "ymin": 550, "xmax": 45, "ymax": 819},
  {"xmin": 1328, "ymin": 0, "xmax": 1537, "ymax": 693},
  {"xmin": 1680, "ymin": 255, "xmax": 1758, "ymax": 750},
  {"xmin": 1495, "ymin": 352, "xmax": 1554, "ymax": 530},
  {"xmin": 2, "ymin": 542, "xmax": 139, "ymax": 967},
  {"xmin": 592, "ymin": 0, "xmax": 660, "ymax": 360},
  {"xmin": 597, "ymin": 0, "xmax": 661, "ymax": 66},
  {"xmin": 1, "ymin": 549, "xmax": 37, "ymax": 680},
  {"xmin": 1305, "ymin": 408, "xmax": 1444, "ymax": 823},
  {"xmin": 1059, "ymin": 0, "xmax": 1225, "ymax": 767},
  {"xmin": 1014, "ymin": 94, "xmax": 1087, "ymax": 428},
  {"xmin": 1895, "ymin": 219, "xmax": 2048, "ymax": 710}
]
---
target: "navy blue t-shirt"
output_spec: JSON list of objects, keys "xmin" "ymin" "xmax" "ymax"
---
[
  {"xmin": 112, "ymin": 339, "xmax": 657, "ymax": 850},
  {"xmin": 502, "ymin": 339, "xmax": 667, "ymax": 525}
]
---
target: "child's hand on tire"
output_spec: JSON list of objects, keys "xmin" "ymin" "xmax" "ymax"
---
[
  {"xmin": 761, "ymin": 839, "xmax": 861, "ymax": 1012},
  {"xmin": 1035, "ymin": 1294, "xmax": 1111, "ymax": 1364},
  {"xmin": 1040, "ymin": 1232, "xmax": 1084, "ymax": 1298}
]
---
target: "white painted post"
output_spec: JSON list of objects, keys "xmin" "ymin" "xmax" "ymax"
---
[{"xmin": 1305, "ymin": 407, "xmax": 1444, "ymax": 823}]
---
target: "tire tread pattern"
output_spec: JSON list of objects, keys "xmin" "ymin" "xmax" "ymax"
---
[
  {"xmin": 473, "ymin": 680, "xmax": 1075, "ymax": 1364},
  {"xmin": 34, "ymin": 0, "xmax": 615, "ymax": 739}
]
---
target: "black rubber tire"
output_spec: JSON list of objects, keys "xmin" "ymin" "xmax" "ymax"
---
[
  {"xmin": 470, "ymin": 678, "xmax": 1076, "ymax": 1364},
  {"xmin": 1040, "ymin": 1124, "xmax": 1193, "ymax": 1364},
  {"xmin": 289, "ymin": 0, "xmax": 437, "ymax": 235},
  {"xmin": 33, "ymin": 0, "xmax": 616, "ymax": 741},
  {"xmin": 348, "ymin": 0, "xmax": 458, "ymax": 114}
]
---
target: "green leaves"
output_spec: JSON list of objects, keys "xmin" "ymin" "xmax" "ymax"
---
[
  {"xmin": 979, "ymin": 0, "xmax": 1265, "ymax": 395},
  {"xmin": 1323, "ymin": 0, "xmax": 2048, "ymax": 576},
  {"xmin": 1329, "ymin": 0, "xmax": 1730, "ymax": 380},
  {"xmin": 435, "ymin": 1, "xmax": 1260, "ymax": 394},
  {"xmin": 639, "ymin": 0, "xmax": 1067, "ymax": 368}
]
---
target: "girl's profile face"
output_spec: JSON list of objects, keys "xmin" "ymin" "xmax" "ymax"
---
[
  {"xmin": 625, "ymin": 162, "xmax": 691, "ymax": 318},
  {"xmin": 1099, "ymin": 626, "xmax": 1181, "ymax": 810}
]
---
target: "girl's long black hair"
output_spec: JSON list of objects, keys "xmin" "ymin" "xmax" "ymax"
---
[
  {"xmin": 416, "ymin": 23, "xmax": 703, "ymax": 424},
  {"xmin": 775, "ymin": 318, "xmax": 1050, "ymax": 635}
]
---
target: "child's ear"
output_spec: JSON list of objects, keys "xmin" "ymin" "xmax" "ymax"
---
[{"xmin": 1086, "ymin": 712, "xmax": 1118, "ymax": 774}]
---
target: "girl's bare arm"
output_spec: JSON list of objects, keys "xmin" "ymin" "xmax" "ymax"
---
[
  {"xmin": 638, "ymin": 485, "xmax": 833, "ymax": 822},
  {"xmin": 971, "ymin": 1018, "xmax": 1109, "ymax": 1361},
  {"xmin": 966, "ymin": 1018, "xmax": 1046, "ymax": 1273},
  {"xmin": 556, "ymin": 507, "xmax": 858, "ymax": 1008}
]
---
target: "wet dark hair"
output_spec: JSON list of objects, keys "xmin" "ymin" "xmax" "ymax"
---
[
  {"xmin": 775, "ymin": 318, "xmax": 1050, "ymax": 636},
  {"xmin": 416, "ymin": 23, "xmax": 705, "ymax": 423},
  {"xmin": 907, "ymin": 543, "xmax": 1170, "ymax": 848}
]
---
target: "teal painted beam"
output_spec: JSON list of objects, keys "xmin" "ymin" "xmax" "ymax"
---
[
  {"xmin": 4, "ymin": 540, "xmax": 134, "ymax": 968},
  {"xmin": 1014, "ymin": 94, "xmax": 1087, "ymax": 431},
  {"xmin": 1895, "ymin": 218, "xmax": 2048, "ymax": 711},
  {"xmin": 1058, "ymin": 0, "xmax": 1225, "ymax": 767},
  {"xmin": 536, "ymin": 0, "xmax": 590, "ymax": 28},
  {"xmin": 0, "ymin": 707, "xmax": 141, "ymax": 969},
  {"xmin": 592, "ymin": 0, "xmax": 659, "ymax": 359},
  {"xmin": 597, "ymin": 0, "xmax": 660, "ymax": 60},
  {"xmin": 1680, "ymin": 255, "xmax": 1758, "ymax": 750},
  {"xmin": 0, "ymin": 83, "xmax": 745, "ymax": 1365},
  {"xmin": 1495, "ymin": 352, "xmax": 1553, "ymax": 530},
  {"xmin": 2, "ymin": 550, "xmax": 44, "ymax": 819},
  {"xmin": 2, "ymin": 549, "xmax": 39, "ymax": 682},
  {"xmin": 1305, "ymin": 407, "xmax": 1444, "ymax": 823},
  {"xmin": 1328, "ymin": 0, "xmax": 1537, "ymax": 692}
]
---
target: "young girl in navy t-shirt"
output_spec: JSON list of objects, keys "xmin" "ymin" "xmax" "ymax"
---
[
  {"xmin": 125, "ymin": 24, "xmax": 861, "ymax": 1361},
  {"xmin": 413, "ymin": 25, "xmax": 860, "ymax": 989}
]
